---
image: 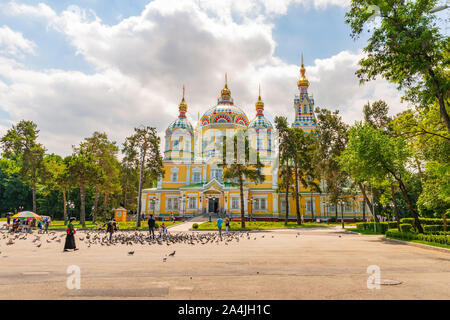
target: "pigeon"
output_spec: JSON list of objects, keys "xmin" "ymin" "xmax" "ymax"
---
[
  {"xmin": 168, "ymin": 251, "xmax": 176, "ymax": 257},
  {"xmin": 163, "ymin": 255, "xmax": 167, "ymax": 262},
  {"xmin": 128, "ymin": 250, "xmax": 135, "ymax": 255},
  {"xmin": 36, "ymin": 243, "xmax": 41, "ymax": 248},
  {"xmin": 6, "ymin": 239, "xmax": 14, "ymax": 245}
]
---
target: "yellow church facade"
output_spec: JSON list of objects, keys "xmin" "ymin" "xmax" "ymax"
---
[{"xmin": 142, "ymin": 59, "xmax": 370, "ymax": 221}]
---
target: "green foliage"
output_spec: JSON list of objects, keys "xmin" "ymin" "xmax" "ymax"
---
[
  {"xmin": 400, "ymin": 223, "xmax": 413, "ymax": 233},
  {"xmin": 345, "ymin": 0, "xmax": 450, "ymax": 131},
  {"xmin": 386, "ymin": 229, "xmax": 450, "ymax": 246},
  {"xmin": 192, "ymin": 223, "xmax": 199, "ymax": 229}
]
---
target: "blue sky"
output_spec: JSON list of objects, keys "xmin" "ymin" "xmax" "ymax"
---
[
  {"xmin": 0, "ymin": 0, "xmax": 369, "ymax": 71},
  {"xmin": 0, "ymin": 0, "xmax": 445, "ymax": 155}
]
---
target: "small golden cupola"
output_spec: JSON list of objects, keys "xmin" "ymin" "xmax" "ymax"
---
[
  {"xmin": 178, "ymin": 85, "xmax": 188, "ymax": 118},
  {"xmin": 297, "ymin": 53, "xmax": 310, "ymax": 89},
  {"xmin": 255, "ymin": 84, "xmax": 264, "ymax": 116},
  {"xmin": 220, "ymin": 73, "xmax": 231, "ymax": 101}
]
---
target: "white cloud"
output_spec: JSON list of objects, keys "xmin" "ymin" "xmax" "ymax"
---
[
  {"xmin": 0, "ymin": 0, "xmax": 404, "ymax": 156},
  {"xmin": 0, "ymin": 25, "xmax": 36, "ymax": 57}
]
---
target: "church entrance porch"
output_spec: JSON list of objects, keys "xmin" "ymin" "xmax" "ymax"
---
[{"xmin": 207, "ymin": 197, "xmax": 220, "ymax": 213}]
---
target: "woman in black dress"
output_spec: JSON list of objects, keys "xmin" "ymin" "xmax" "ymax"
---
[{"xmin": 64, "ymin": 217, "xmax": 78, "ymax": 252}]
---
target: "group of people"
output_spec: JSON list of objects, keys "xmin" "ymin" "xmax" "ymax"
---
[
  {"xmin": 216, "ymin": 216, "xmax": 231, "ymax": 239},
  {"xmin": 147, "ymin": 215, "xmax": 168, "ymax": 239},
  {"xmin": 5, "ymin": 215, "xmax": 50, "ymax": 234}
]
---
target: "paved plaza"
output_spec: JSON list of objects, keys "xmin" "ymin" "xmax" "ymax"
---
[{"xmin": 0, "ymin": 223, "xmax": 448, "ymax": 299}]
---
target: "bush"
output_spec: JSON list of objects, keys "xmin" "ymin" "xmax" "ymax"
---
[
  {"xmin": 192, "ymin": 223, "xmax": 199, "ymax": 229},
  {"xmin": 400, "ymin": 223, "xmax": 412, "ymax": 232},
  {"xmin": 154, "ymin": 222, "xmax": 159, "ymax": 229},
  {"xmin": 386, "ymin": 229, "xmax": 450, "ymax": 245},
  {"xmin": 423, "ymin": 225, "xmax": 443, "ymax": 233}
]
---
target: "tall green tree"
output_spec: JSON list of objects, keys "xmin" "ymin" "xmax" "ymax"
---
[
  {"xmin": 67, "ymin": 150, "xmax": 102, "ymax": 227},
  {"xmin": 340, "ymin": 123, "xmax": 424, "ymax": 232},
  {"xmin": 315, "ymin": 108, "xmax": 352, "ymax": 221},
  {"xmin": 275, "ymin": 117, "xmax": 295, "ymax": 225},
  {"xmin": 42, "ymin": 154, "xmax": 72, "ymax": 224},
  {"xmin": 122, "ymin": 126, "xmax": 164, "ymax": 227},
  {"xmin": 345, "ymin": 0, "xmax": 450, "ymax": 131},
  {"xmin": 77, "ymin": 132, "xmax": 121, "ymax": 222},
  {"xmin": 1, "ymin": 120, "xmax": 46, "ymax": 213},
  {"xmin": 221, "ymin": 130, "xmax": 265, "ymax": 228}
]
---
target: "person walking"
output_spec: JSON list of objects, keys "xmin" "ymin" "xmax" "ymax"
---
[
  {"xmin": 106, "ymin": 218, "xmax": 116, "ymax": 242},
  {"xmin": 6, "ymin": 215, "xmax": 10, "ymax": 226},
  {"xmin": 217, "ymin": 216, "xmax": 223, "ymax": 240},
  {"xmin": 148, "ymin": 215, "xmax": 156, "ymax": 239},
  {"xmin": 44, "ymin": 218, "xmax": 50, "ymax": 234},
  {"xmin": 38, "ymin": 220, "xmax": 43, "ymax": 233},
  {"xmin": 64, "ymin": 217, "xmax": 78, "ymax": 252},
  {"xmin": 225, "ymin": 217, "xmax": 230, "ymax": 234}
]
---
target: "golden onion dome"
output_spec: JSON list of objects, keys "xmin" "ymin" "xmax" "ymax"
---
[
  {"xmin": 221, "ymin": 73, "xmax": 231, "ymax": 99},
  {"xmin": 255, "ymin": 84, "xmax": 264, "ymax": 110},
  {"xmin": 297, "ymin": 54, "xmax": 310, "ymax": 88}
]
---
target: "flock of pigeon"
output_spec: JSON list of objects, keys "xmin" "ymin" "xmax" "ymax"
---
[{"xmin": 0, "ymin": 228, "xmax": 287, "ymax": 262}]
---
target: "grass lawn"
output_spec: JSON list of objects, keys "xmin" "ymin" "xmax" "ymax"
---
[
  {"xmin": 409, "ymin": 239, "xmax": 450, "ymax": 250},
  {"xmin": 197, "ymin": 221, "xmax": 333, "ymax": 230},
  {"xmin": 47, "ymin": 220, "xmax": 182, "ymax": 230},
  {"xmin": 347, "ymin": 228, "xmax": 384, "ymax": 235}
]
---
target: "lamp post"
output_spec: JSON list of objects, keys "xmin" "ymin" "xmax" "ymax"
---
[
  {"xmin": 338, "ymin": 200, "xmax": 345, "ymax": 229},
  {"xmin": 180, "ymin": 194, "xmax": 186, "ymax": 221}
]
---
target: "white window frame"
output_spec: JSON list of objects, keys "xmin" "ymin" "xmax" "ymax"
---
[{"xmin": 231, "ymin": 197, "xmax": 240, "ymax": 209}]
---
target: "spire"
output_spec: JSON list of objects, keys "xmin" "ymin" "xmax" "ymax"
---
[
  {"xmin": 298, "ymin": 53, "xmax": 309, "ymax": 88},
  {"xmin": 178, "ymin": 84, "xmax": 187, "ymax": 118},
  {"xmin": 221, "ymin": 73, "xmax": 231, "ymax": 100},
  {"xmin": 255, "ymin": 84, "xmax": 264, "ymax": 115}
]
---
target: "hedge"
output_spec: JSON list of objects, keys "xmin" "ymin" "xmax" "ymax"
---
[
  {"xmin": 423, "ymin": 225, "xmax": 444, "ymax": 233},
  {"xmin": 400, "ymin": 223, "xmax": 413, "ymax": 233},
  {"xmin": 400, "ymin": 218, "xmax": 447, "ymax": 227},
  {"xmin": 386, "ymin": 229, "xmax": 450, "ymax": 245},
  {"xmin": 356, "ymin": 222, "xmax": 399, "ymax": 234}
]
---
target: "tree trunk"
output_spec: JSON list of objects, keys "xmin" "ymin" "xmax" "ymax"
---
[
  {"xmin": 294, "ymin": 163, "xmax": 301, "ymax": 225},
  {"xmin": 335, "ymin": 203, "xmax": 338, "ymax": 221},
  {"xmin": 103, "ymin": 192, "xmax": 109, "ymax": 221},
  {"xmin": 390, "ymin": 183, "xmax": 401, "ymax": 231},
  {"xmin": 239, "ymin": 174, "xmax": 245, "ymax": 229},
  {"xmin": 362, "ymin": 198, "xmax": 366, "ymax": 221},
  {"xmin": 397, "ymin": 179, "xmax": 423, "ymax": 233},
  {"xmin": 32, "ymin": 182, "xmax": 37, "ymax": 213},
  {"xmin": 63, "ymin": 190, "xmax": 68, "ymax": 225},
  {"xmin": 80, "ymin": 184, "xmax": 86, "ymax": 228},
  {"xmin": 428, "ymin": 68, "xmax": 450, "ymax": 132},
  {"xmin": 311, "ymin": 193, "xmax": 314, "ymax": 220},
  {"xmin": 136, "ymin": 149, "xmax": 146, "ymax": 228},
  {"xmin": 93, "ymin": 186, "xmax": 99, "ymax": 223},
  {"xmin": 358, "ymin": 182, "xmax": 378, "ymax": 222},
  {"xmin": 444, "ymin": 211, "xmax": 447, "ymax": 233}
]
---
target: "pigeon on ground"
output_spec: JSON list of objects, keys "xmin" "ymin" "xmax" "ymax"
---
[
  {"xmin": 128, "ymin": 250, "xmax": 135, "ymax": 255},
  {"xmin": 169, "ymin": 250, "xmax": 176, "ymax": 257},
  {"xmin": 163, "ymin": 255, "xmax": 167, "ymax": 262}
]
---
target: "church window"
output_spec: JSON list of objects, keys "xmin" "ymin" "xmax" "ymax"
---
[
  {"xmin": 193, "ymin": 172, "xmax": 201, "ymax": 183},
  {"xmin": 172, "ymin": 173, "xmax": 178, "ymax": 182},
  {"xmin": 188, "ymin": 197, "xmax": 196, "ymax": 209},
  {"xmin": 231, "ymin": 197, "xmax": 240, "ymax": 209}
]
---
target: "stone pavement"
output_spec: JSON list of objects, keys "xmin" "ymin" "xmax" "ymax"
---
[{"xmin": 0, "ymin": 226, "xmax": 448, "ymax": 299}]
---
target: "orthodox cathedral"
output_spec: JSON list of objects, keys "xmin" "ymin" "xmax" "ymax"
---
[{"xmin": 142, "ymin": 57, "xmax": 368, "ymax": 221}]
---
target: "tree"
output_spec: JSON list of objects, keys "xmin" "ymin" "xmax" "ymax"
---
[
  {"xmin": 340, "ymin": 123, "xmax": 424, "ymax": 232},
  {"xmin": 122, "ymin": 126, "xmax": 164, "ymax": 227},
  {"xmin": 67, "ymin": 150, "xmax": 102, "ymax": 228},
  {"xmin": 345, "ymin": 0, "xmax": 450, "ymax": 131},
  {"xmin": 42, "ymin": 154, "xmax": 72, "ymax": 225},
  {"xmin": 0, "ymin": 157, "xmax": 32, "ymax": 213},
  {"xmin": 275, "ymin": 117, "xmax": 295, "ymax": 225},
  {"xmin": 77, "ymin": 132, "xmax": 121, "ymax": 222},
  {"xmin": 221, "ymin": 130, "xmax": 265, "ymax": 228},
  {"xmin": 314, "ymin": 108, "xmax": 353, "ymax": 221},
  {"xmin": 1, "ymin": 120, "xmax": 46, "ymax": 213}
]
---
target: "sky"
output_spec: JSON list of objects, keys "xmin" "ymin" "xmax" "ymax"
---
[{"xmin": 0, "ymin": 0, "xmax": 447, "ymax": 156}]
